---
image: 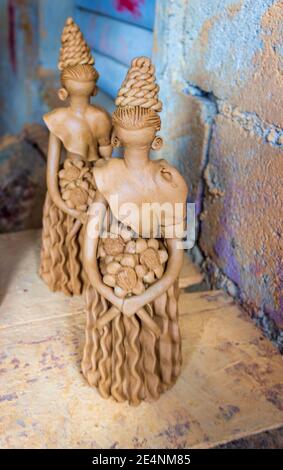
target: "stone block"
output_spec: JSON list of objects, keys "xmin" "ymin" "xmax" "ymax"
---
[
  {"xmin": 200, "ymin": 115, "xmax": 283, "ymax": 327},
  {"xmin": 158, "ymin": 89, "xmax": 216, "ymax": 215},
  {"xmin": 154, "ymin": 0, "xmax": 283, "ymax": 128},
  {"xmin": 182, "ymin": 0, "xmax": 283, "ymax": 127}
]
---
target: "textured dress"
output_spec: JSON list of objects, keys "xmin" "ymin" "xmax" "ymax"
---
[
  {"xmin": 39, "ymin": 106, "xmax": 111, "ymax": 296},
  {"xmin": 81, "ymin": 158, "xmax": 188, "ymax": 404}
]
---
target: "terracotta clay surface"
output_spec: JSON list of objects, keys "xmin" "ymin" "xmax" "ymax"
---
[
  {"xmin": 82, "ymin": 57, "xmax": 188, "ymax": 405},
  {"xmin": 1, "ymin": 229, "xmax": 283, "ymax": 448},
  {"xmin": 39, "ymin": 17, "xmax": 112, "ymax": 296}
]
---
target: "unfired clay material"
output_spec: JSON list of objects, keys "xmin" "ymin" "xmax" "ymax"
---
[
  {"xmin": 39, "ymin": 18, "xmax": 112, "ymax": 295},
  {"xmin": 82, "ymin": 57, "xmax": 188, "ymax": 405}
]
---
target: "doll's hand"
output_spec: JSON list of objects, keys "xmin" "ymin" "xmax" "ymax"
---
[
  {"xmin": 107, "ymin": 293, "xmax": 124, "ymax": 312},
  {"xmin": 123, "ymin": 295, "xmax": 144, "ymax": 317},
  {"xmin": 78, "ymin": 212, "xmax": 87, "ymax": 224}
]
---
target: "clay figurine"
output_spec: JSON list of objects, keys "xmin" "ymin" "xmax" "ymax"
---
[
  {"xmin": 82, "ymin": 57, "xmax": 188, "ymax": 405},
  {"xmin": 39, "ymin": 18, "xmax": 112, "ymax": 296}
]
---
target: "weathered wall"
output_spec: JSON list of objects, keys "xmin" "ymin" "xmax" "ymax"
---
[
  {"xmin": 0, "ymin": 0, "xmax": 155, "ymax": 232},
  {"xmin": 0, "ymin": 0, "xmax": 39, "ymax": 134},
  {"xmin": 0, "ymin": 125, "xmax": 47, "ymax": 232},
  {"xmin": 154, "ymin": 0, "xmax": 283, "ymax": 340},
  {"xmin": 0, "ymin": 0, "xmax": 73, "ymax": 136},
  {"xmin": 0, "ymin": 0, "xmax": 156, "ymax": 135},
  {"xmin": 75, "ymin": 0, "xmax": 156, "ymax": 99}
]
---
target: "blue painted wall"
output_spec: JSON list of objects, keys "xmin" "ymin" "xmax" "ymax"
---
[
  {"xmin": 0, "ymin": 0, "xmax": 39, "ymax": 134},
  {"xmin": 0, "ymin": 0, "xmax": 74, "ymax": 135},
  {"xmin": 74, "ymin": 0, "xmax": 156, "ymax": 98},
  {"xmin": 39, "ymin": 0, "xmax": 74, "ymax": 70},
  {"xmin": 0, "ymin": 0, "xmax": 155, "ymax": 135},
  {"xmin": 76, "ymin": 0, "xmax": 155, "ymax": 29}
]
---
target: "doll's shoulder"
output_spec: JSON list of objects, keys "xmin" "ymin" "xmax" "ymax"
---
[
  {"xmin": 153, "ymin": 158, "xmax": 188, "ymax": 203},
  {"xmin": 43, "ymin": 107, "xmax": 94, "ymax": 158},
  {"xmin": 87, "ymin": 104, "xmax": 111, "ymax": 118},
  {"xmin": 43, "ymin": 107, "xmax": 86, "ymax": 138},
  {"xmin": 154, "ymin": 158, "xmax": 180, "ymax": 173},
  {"xmin": 93, "ymin": 158, "xmax": 123, "ymax": 194},
  {"xmin": 86, "ymin": 105, "xmax": 112, "ymax": 129},
  {"xmin": 43, "ymin": 107, "xmax": 71, "ymax": 130}
]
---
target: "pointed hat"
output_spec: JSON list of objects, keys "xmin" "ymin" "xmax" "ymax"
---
[
  {"xmin": 115, "ymin": 57, "xmax": 162, "ymax": 112},
  {"xmin": 58, "ymin": 17, "xmax": 94, "ymax": 71}
]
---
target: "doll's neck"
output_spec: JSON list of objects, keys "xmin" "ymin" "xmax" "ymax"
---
[
  {"xmin": 124, "ymin": 146, "xmax": 150, "ymax": 170},
  {"xmin": 70, "ymin": 95, "xmax": 90, "ymax": 114}
]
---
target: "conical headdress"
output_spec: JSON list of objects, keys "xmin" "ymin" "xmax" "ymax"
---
[
  {"xmin": 58, "ymin": 17, "xmax": 94, "ymax": 71},
  {"xmin": 115, "ymin": 57, "xmax": 162, "ymax": 112}
]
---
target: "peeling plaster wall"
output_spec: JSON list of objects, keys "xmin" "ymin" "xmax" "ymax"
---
[
  {"xmin": 0, "ymin": 0, "xmax": 155, "ymax": 134},
  {"xmin": 154, "ymin": 0, "xmax": 283, "ymax": 340},
  {"xmin": 0, "ymin": 0, "xmax": 73, "ymax": 136},
  {"xmin": 0, "ymin": 0, "xmax": 40, "ymax": 134}
]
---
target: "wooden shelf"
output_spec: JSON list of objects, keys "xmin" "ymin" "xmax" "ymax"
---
[{"xmin": 0, "ymin": 229, "xmax": 283, "ymax": 448}]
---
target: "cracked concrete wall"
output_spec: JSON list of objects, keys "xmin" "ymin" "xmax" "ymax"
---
[{"xmin": 153, "ymin": 0, "xmax": 283, "ymax": 338}]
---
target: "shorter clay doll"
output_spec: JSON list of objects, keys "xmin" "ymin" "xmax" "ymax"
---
[
  {"xmin": 39, "ymin": 18, "xmax": 112, "ymax": 296},
  {"xmin": 82, "ymin": 57, "xmax": 188, "ymax": 405}
]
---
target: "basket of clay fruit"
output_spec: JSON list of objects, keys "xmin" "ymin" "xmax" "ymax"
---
[{"xmin": 97, "ymin": 224, "xmax": 169, "ymax": 298}]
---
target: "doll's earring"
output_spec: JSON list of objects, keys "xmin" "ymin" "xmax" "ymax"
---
[
  {"xmin": 111, "ymin": 134, "xmax": 121, "ymax": 148},
  {"xmin": 151, "ymin": 136, "xmax": 163, "ymax": 151},
  {"xmin": 58, "ymin": 88, "xmax": 69, "ymax": 101}
]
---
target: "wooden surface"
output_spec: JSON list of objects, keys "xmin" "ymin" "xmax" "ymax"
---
[
  {"xmin": 1, "ymin": 230, "xmax": 283, "ymax": 449},
  {"xmin": 179, "ymin": 257, "xmax": 203, "ymax": 289}
]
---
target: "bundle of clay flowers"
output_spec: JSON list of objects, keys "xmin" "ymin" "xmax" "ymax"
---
[
  {"xmin": 58, "ymin": 159, "xmax": 96, "ymax": 211},
  {"xmin": 98, "ymin": 223, "xmax": 168, "ymax": 298}
]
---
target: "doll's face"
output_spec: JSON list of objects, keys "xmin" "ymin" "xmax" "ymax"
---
[
  {"xmin": 114, "ymin": 125, "xmax": 156, "ymax": 148},
  {"xmin": 64, "ymin": 78, "xmax": 96, "ymax": 97}
]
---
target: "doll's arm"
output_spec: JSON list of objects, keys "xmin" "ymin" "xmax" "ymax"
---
[
  {"xmin": 83, "ymin": 191, "xmax": 123, "ymax": 311},
  {"xmin": 123, "ymin": 238, "xmax": 184, "ymax": 316},
  {"xmin": 97, "ymin": 113, "xmax": 112, "ymax": 160},
  {"xmin": 47, "ymin": 133, "xmax": 85, "ymax": 221},
  {"xmin": 98, "ymin": 143, "xmax": 112, "ymax": 160}
]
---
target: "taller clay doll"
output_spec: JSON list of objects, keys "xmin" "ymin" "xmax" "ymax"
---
[
  {"xmin": 82, "ymin": 57, "xmax": 188, "ymax": 405},
  {"xmin": 39, "ymin": 18, "xmax": 112, "ymax": 296}
]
